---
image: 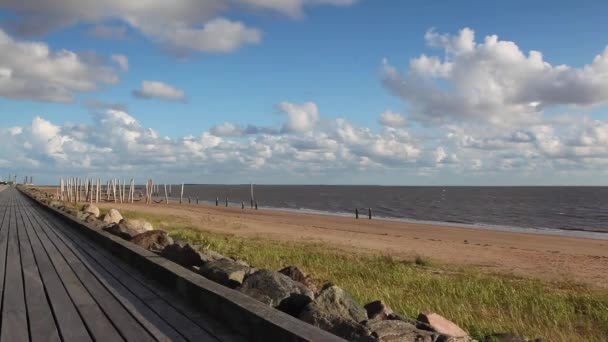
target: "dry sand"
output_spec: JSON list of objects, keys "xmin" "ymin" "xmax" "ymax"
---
[{"xmin": 87, "ymin": 199, "xmax": 608, "ymax": 288}]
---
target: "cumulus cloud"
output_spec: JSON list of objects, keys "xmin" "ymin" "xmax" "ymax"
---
[
  {"xmin": 378, "ymin": 110, "xmax": 407, "ymax": 128},
  {"xmin": 0, "ymin": 29, "xmax": 120, "ymax": 102},
  {"xmin": 132, "ymin": 81, "xmax": 186, "ymax": 101},
  {"xmin": 382, "ymin": 27, "xmax": 608, "ymax": 126},
  {"xmin": 279, "ymin": 101, "xmax": 320, "ymax": 133},
  {"xmin": 0, "ymin": 0, "xmax": 355, "ymax": 54}
]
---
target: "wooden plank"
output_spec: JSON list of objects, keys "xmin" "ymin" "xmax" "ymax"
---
[
  {"xmin": 15, "ymin": 199, "xmax": 61, "ymax": 342},
  {"xmin": 1, "ymin": 193, "xmax": 29, "ymax": 342},
  {"xmin": 18, "ymin": 197, "xmax": 94, "ymax": 342},
  {"xmin": 0, "ymin": 191, "xmax": 11, "ymax": 306},
  {"xmin": 29, "ymin": 201, "xmax": 206, "ymax": 342},
  {"xmin": 22, "ymin": 199, "xmax": 126, "ymax": 342},
  {"xmin": 31, "ymin": 198, "xmax": 243, "ymax": 342},
  {"xmin": 31, "ymin": 213, "xmax": 160, "ymax": 342}
]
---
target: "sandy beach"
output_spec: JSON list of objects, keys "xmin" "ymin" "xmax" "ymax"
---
[{"xmin": 85, "ymin": 199, "xmax": 608, "ymax": 288}]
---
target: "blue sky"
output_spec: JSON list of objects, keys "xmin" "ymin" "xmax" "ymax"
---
[{"xmin": 2, "ymin": 1, "xmax": 608, "ymax": 185}]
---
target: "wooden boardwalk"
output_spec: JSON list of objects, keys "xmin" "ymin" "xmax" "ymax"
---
[{"xmin": 0, "ymin": 187, "xmax": 246, "ymax": 342}]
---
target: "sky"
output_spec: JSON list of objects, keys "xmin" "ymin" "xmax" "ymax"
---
[{"xmin": 1, "ymin": 0, "xmax": 608, "ymax": 185}]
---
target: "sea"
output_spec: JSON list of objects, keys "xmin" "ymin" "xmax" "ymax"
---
[{"xmin": 173, "ymin": 185, "xmax": 608, "ymax": 239}]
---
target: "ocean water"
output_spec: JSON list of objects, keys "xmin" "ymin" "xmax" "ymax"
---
[{"xmin": 174, "ymin": 185, "xmax": 608, "ymax": 237}]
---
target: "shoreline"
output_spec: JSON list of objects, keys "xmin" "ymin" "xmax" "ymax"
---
[
  {"xmin": 167, "ymin": 196, "xmax": 608, "ymax": 240},
  {"xmin": 90, "ymin": 199, "xmax": 608, "ymax": 288}
]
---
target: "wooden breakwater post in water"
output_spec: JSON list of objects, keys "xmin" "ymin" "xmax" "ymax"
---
[
  {"xmin": 368, "ymin": 208, "xmax": 372, "ymax": 220},
  {"xmin": 355, "ymin": 208, "xmax": 359, "ymax": 219},
  {"xmin": 250, "ymin": 183, "xmax": 255, "ymax": 209},
  {"xmin": 225, "ymin": 197, "xmax": 229, "ymax": 207},
  {"xmin": 216, "ymin": 197, "xmax": 219, "ymax": 206}
]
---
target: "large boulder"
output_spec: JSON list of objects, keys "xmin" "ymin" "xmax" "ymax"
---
[
  {"xmin": 131, "ymin": 230, "xmax": 173, "ymax": 252},
  {"xmin": 161, "ymin": 243, "xmax": 209, "ymax": 267},
  {"xmin": 365, "ymin": 320, "xmax": 436, "ymax": 342},
  {"xmin": 238, "ymin": 269, "xmax": 314, "ymax": 316},
  {"xmin": 102, "ymin": 209, "xmax": 123, "ymax": 225},
  {"xmin": 49, "ymin": 200, "xmax": 64, "ymax": 209},
  {"xmin": 82, "ymin": 204, "xmax": 100, "ymax": 218},
  {"xmin": 300, "ymin": 284, "xmax": 367, "ymax": 323},
  {"xmin": 416, "ymin": 312, "xmax": 468, "ymax": 338},
  {"xmin": 364, "ymin": 300, "xmax": 393, "ymax": 321},
  {"xmin": 103, "ymin": 219, "xmax": 153, "ymax": 240},
  {"xmin": 121, "ymin": 219, "xmax": 153, "ymax": 233},
  {"xmin": 299, "ymin": 284, "xmax": 369, "ymax": 340},
  {"xmin": 199, "ymin": 258, "xmax": 251, "ymax": 288},
  {"xmin": 278, "ymin": 266, "xmax": 317, "ymax": 292}
]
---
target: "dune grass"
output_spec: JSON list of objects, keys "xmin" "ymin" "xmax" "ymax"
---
[{"xmin": 108, "ymin": 209, "xmax": 608, "ymax": 341}]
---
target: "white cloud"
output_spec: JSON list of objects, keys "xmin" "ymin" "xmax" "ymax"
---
[
  {"xmin": 111, "ymin": 54, "xmax": 128, "ymax": 71},
  {"xmin": 382, "ymin": 27, "xmax": 608, "ymax": 126},
  {"xmin": 133, "ymin": 80, "xmax": 186, "ymax": 101},
  {"xmin": 279, "ymin": 101, "xmax": 320, "ymax": 133},
  {"xmin": 378, "ymin": 110, "xmax": 407, "ymax": 128},
  {"xmin": 0, "ymin": 29, "xmax": 120, "ymax": 102},
  {"xmin": 1, "ymin": 0, "xmax": 355, "ymax": 54}
]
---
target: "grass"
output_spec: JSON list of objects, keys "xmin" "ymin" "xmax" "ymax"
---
[{"xmin": 105, "ymin": 208, "xmax": 608, "ymax": 341}]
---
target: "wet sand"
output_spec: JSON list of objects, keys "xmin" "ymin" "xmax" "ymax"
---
[{"xmin": 87, "ymin": 199, "xmax": 608, "ymax": 288}]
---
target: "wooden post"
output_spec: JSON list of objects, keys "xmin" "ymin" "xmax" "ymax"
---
[
  {"xmin": 188, "ymin": 197, "xmax": 191, "ymax": 204},
  {"xmin": 180, "ymin": 183, "xmax": 184, "ymax": 204},
  {"xmin": 225, "ymin": 197, "xmax": 228, "ymax": 207},
  {"xmin": 250, "ymin": 183, "xmax": 254, "ymax": 208},
  {"xmin": 215, "ymin": 197, "xmax": 219, "ymax": 206},
  {"xmin": 241, "ymin": 201, "xmax": 244, "ymax": 209},
  {"xmin": 196, "ymin": 197, "xmax": 199, "ymax": 204},
  {"xmin": 164, "ymin": 184, "xmax": 168, "ymax": 204},
  {"xmin": 355, "ymin": 208, "xmax": 359, "ymax": 219},
  {"xmin": 368, "ymin": 208, "xmax": 372, "ymax": 220},
  {"xmin": 255, "ymin": 200, "xmax": 258, "ymax": 210}
]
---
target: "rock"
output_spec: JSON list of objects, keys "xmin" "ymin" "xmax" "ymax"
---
[
  {"xmin": 82, "ymin": 204, "xmax": 100, "ymax": 218},
  {"xmin": 278, "ymin": 266, "xmax": 317, "ymax": 292},
  {"xmin": 364, "ymin": 300, "xmax": 393, "ymax": 320},
  {"xmin": 366, "ymin": 320, "xmax": 436, "ymax": 342},
  {"xmin": 121, "ymin": 219, "xmax": 153, "ymax": 233},
  {"xmin": 49, "ymin": 200, "xmax": 64, "ymax": 209},
  {"xmin": 416, "ymin": 312, "xmax": 468, "ymax": 338},
  {"xmin": 238, "ymin": 269, "xmax": 314, "ymax": 316},
  {"xmin": 199, "ymin": 258, "xmax": 251, "ymax": 288},
  {"xmin": 102, "ymin": 209, "xmax": 123, "ymax": 225},
  {"xmin": 161, "ymin": 243, "xmax": 208, "ymax": 267},
  {"xmin": 103, "ymin": 219, "xmax": 153, "ymax": 240},
  {"xmin": 483, "ymin": 333, "xmax": 527, "ymax": 342},
  {"xmin": 300, "ymin": 284, "xmax": 368, "ymax": 324},
  {"xmin": 200, "ymin": 248, "xmax": 228, "ymax": 262},
  {"xmin": 131, "ymin": 230, "xmax": 173, "ymax": 252}
]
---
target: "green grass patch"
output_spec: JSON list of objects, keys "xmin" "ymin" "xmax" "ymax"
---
[{"xmin": 114, "ymin": 209, "xmax": 608, "ymax": 341}]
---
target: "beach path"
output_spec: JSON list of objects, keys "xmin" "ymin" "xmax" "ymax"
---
[{"xmin": 0, "ymin": 188, "xmax": 245, "ymax": 342}]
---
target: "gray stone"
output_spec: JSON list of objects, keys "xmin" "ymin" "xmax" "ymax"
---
[
  {"xmin": 102, "ymin": 209, "xmax": 123, "ymax": 224},
  {"xmin": 161, "ymin": 243, "xmax": 208, "ymax": 267},
  {"xmin": 300, "ymin": 284, "xmax": 367, "ymax": 323},
  {"xmin": 120, "ymin": 219, "xmax": 153, "ymax": 233},
  {"xmin": 49, "ymin": 200, "xmax": 64, "ymax": 209},
  {"xmin": 364, "ymin": 300, "xmax": 393, "ymax": 320},
  {"xmin": 238, "ymin": 269, "xmax": 314, "ymax": 316},
  {"xmin": 131, "ymin": 230, "xmax": 174, "ymax": 252},
  {"xmin": 103, "ymin": 219, "xmax": 152, "ymax": 240},
  {"xmin": 366, "ymin": 320, "xmax": 438, "ymax": 342},
  {"xmin": 278, "ymin": 266, "xmax": 317, "ymax": 292},
  {"xmin": 416, "ymin": 312, "xmax": 468, "ymax": 338},
  {"xmin": 82, "ymin": 204, "xmax": 100, "ymax": 218},
  {"xmin": 199, "ymin": 258, "xmax": 251, "ymax": 288}
]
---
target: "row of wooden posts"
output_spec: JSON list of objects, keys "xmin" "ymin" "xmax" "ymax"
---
[{"xmin": 57, "ymin": 177, "xmax": 372, "ymax": 219}]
